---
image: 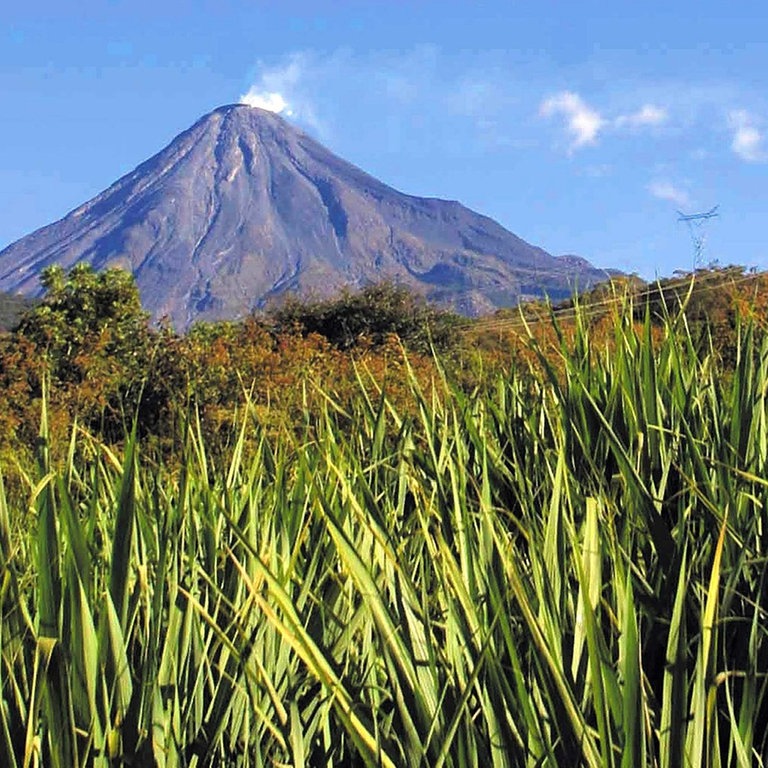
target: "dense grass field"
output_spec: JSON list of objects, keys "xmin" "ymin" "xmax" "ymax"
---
[{"xmin": 2, "ymin": 294, "xmax": 768, "ymax": 766}]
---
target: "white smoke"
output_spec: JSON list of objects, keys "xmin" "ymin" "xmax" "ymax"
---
[
  {"xmin": 238, "ymin": 53, "xmax": 314, "ymax": 121},
  {"xmin": 239, "ymin": 89, "xmax": 293, "ymax": 115}
]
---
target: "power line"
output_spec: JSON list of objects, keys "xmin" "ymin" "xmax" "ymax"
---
[
  {"xmin": 453, "ymin": 268, "xmax": 763, "ymax": 337},
  {"xmin": 462, "ymin": 270, "xmax": 757, "ymax": 336},
  {"xmin": 464, "ymin": 270, "xmax": 761, "ymax": 337}
]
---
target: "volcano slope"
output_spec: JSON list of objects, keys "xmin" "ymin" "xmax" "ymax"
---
[{"xmin": 0, "ymin": 104, "xmax": 611, "ymax": 329}]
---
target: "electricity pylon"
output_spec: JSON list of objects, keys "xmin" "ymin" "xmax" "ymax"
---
[{"xmin": 677, "ymin": 205, "xmax": 719, "ymax": 271}]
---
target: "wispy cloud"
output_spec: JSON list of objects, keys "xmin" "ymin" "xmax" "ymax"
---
[
  {"xmin": 540, "ymin": 92, "xmax": 667, "ymax": 152},
  {"xmin": 374, "ymin": 44, "xmax": 440, "ymax": 106},
  {"xmin": 539, "ymin": 91, "xmax": 604, "ymax": 151},
  {"xmin": 238, "ymin": 48, "xmax": 525, "ymax": 155},
  {"xmin": 648, "ymin": 180, "xmax": 691, "ymax": 208},
  {"xmin": 581, "ymin": 163, "xmax": 613, "ymax": 178},
  {"xmin": 447, "ymin": 79, "xmax": 502, "ymax": 117},
  {"xmin": 239, "ymin": 49, "xmax": 764, "ymax": 179},
  {"xmin": 614, "ymin": 104, "xmax": 667, "ymax": 129},
  {"xmin": 728, "ymin": 109, "xmax": 767, "ymax": 162}
]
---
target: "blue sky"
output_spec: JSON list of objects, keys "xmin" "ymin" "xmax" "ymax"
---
[{"xmin": 1, "ymin": 1, "xmax": 766, "ymax": 279}]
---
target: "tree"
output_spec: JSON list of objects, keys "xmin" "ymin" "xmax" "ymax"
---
[
  {"xmin": 270, "ymin": 281, "xmax": 460, "ymax": 353},
  {"xmin": 14, "ymin": 264, "xmax": 156, "ymax": 435},
  {"xmin": 16, "ymin": 264, "xmax": 149, "ymax": 357}
]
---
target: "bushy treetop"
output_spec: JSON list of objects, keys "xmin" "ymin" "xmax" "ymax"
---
[
  {"xmin": 16, "ymin": 264, "xmax": 149, "ymax": 351},
  {"xmin": 270, "ymin": 281, "xmax": 460, "ymax": 353}
]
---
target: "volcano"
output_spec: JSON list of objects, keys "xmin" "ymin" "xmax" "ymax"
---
[{"xmin": 0, "ymin": 104, "xmax": 611, "ymax": 329}]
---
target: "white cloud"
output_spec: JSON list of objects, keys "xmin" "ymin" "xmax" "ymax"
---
[
  {"xmin": 648, "ymin": 180, "xmax": 691, "ymax": 208},
  {"xmin": 540, "ymin": 91, "xmax": 605, "ymax": 150},
  {"xmin": 540, "ymin": 93, "xmax": 670, "ymax": 153},
  {"xmin": 614, "ymin": 104, "xmax": 667, "ymax": 128},
  {"xmin": 240, "ymin": 50, "xmax": 766, "ymax": 174},
  {"xmin": 728, "ymin": 109, "xmax": 767, "ymax": 162}
]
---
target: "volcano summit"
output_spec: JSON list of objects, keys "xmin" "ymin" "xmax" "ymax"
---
[{"xmin": 0, "ymin": 105, "xmax": 610, "ymax": 329}]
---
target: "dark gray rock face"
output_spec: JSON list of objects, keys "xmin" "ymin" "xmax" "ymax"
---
[{"xmin": 0, "ymin": 104, "xmax": 610, "ymax": 329}]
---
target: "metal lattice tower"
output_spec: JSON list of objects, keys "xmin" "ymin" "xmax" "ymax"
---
[{"xmin": 677, "ymin": 205, "xmax": 719, "ymax": 270}]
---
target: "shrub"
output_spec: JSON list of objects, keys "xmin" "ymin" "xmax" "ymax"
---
[{"xmin": 270, "ymin": 280, "xmax": 460, "ymax": 353}]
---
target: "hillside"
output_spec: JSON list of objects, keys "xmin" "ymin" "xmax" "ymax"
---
[{"xmin": 0, "ymin": 291, "xmax": 36, "ymax": 331}]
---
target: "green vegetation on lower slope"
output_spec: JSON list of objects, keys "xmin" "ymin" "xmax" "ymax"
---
[{"xmin": 1, "ymin": 292, "xmax": 768, "ymax": 766}]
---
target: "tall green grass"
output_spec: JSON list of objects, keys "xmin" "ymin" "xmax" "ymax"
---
[{"xmin": 1, "ymin": 299, "xmax": 767, "ymax": 765}]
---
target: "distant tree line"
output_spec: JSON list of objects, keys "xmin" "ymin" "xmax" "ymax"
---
[
  {"xmin": 0, "ymin": 262, "xmax": 766, "ymax": 464},
  {"xmin": 0, "ymin": 266, "xmax": 464, "ymax": 459}
]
